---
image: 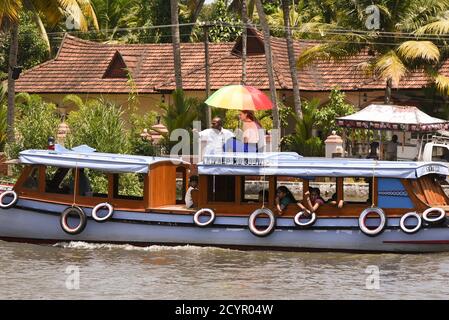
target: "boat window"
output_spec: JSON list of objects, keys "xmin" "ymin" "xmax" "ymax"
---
[
  {"xmin": 113, "ymin": 173, "xmax": 144, "ymax": 201},
  {"xmin": 344, "ymin": 177, "xmax": 370, "ymax": 203},
  {"xmin": 45, "ymin": 167, "xmax": 74, "ymax": 195},
  {"xmin": 79, "ymin": 169, "xmax": 108, "ymax": 198},
  {"xmin": 207, "ymin": 175, "xmax": 235, "ymax": 202},
  {"xmin": 276, "ymin": 177, "xmax": 303, "ymax": 201},
  {"xmin": 22, "ymin": 166, "xmax": 39, "ymax": 191},
  {"xmin": 309, "ymin": 177, "xmax": 336, "ymax": 202},
  {"xmin": 176, "ymin": 167, "xmax": 187, "ymax": 203},
  {"xmin": 241, "ymin": 176, "xmax": 269, "ymax": 203},
  {"xmin": 431, "ymin": 146, "xmax": 449, "ymax": 162}
]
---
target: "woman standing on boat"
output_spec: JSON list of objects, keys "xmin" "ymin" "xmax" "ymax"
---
[{"xmin": 239, "ymin": 110, "xmax": 263, "ymax": 146}]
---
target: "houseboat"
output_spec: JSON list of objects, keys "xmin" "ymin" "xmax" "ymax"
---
[{"xmin": 1, "ymin": 146, "xmax": 449, "ymax": 253}]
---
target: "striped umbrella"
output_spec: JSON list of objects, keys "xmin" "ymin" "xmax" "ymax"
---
[{"xmin": 205, "ymin": 85, "xmax": 273, "ymax": 110}]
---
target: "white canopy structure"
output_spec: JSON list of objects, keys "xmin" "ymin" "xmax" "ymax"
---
[
  {"xmin": 19, "ymin": 145, "xmax": 189, "ymax": 174},
  {"xmin": 336, "ymin": 104, "xmax": 449, "ymax": 132}
]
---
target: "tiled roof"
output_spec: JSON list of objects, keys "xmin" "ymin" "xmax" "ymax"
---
[{"xmin": 15, "ymin": 31, "xmax": 436, "ymax": 94}]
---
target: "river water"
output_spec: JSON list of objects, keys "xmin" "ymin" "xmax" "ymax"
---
[{"xmin": 1, "ymin": 240, "xmax": 449, "ymax": 299}]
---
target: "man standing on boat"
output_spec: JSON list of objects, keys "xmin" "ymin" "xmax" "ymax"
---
[
  {"xmin": 385, "ymin": 135, "xmax": 399, "ymax": 161},
  {"xmin": 195, "ymin": 117, "xmax": 234, "ymax": 155}
]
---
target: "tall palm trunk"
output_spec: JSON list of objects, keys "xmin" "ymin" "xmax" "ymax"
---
[
  {"xmin": 170, "ymin": 0, "xmax": 183, "ymax": 90},
  {"xmin": 241, "ymin": 0, "xmax": 248, "ymax": 85},
  {"xmin": 255, "ymin": 0, "xmax": 280, "ymax": 141},
  {"xmin": 7, "ymin": 23, "xmax": 19, "ymax": 143},
  {"xmin": 385, "ymin": 78, "xmax": 392, "ymax": 104},
  {"xmin": 282, "ymin": 0, "xmax": 302, "ymax": 119}
]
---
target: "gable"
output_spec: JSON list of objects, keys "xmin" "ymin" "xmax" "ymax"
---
[
  {"xmin": 232, "ymin": 27, "xmax": 265, "ymax": 56},
  {"xmin": 103, "ymin": 51, "xmax": 129, "ymax": 78}
]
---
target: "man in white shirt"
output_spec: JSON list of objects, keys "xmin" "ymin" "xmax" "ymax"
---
[{"xmin": 197, "ymin": 117, "xmax": 234, "ymax": 154}]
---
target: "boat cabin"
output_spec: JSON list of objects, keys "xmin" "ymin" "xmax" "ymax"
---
[
  {"xmin": 13, "ymin": 148, "xmax": 449, "ymax": 218},
  {"xmin": 15, "ymin": 148, "xmax": 190, "ymax": 212},
  {"xmin": 195, "ymin": 153, "xmax": 449, "ymax": 217}
]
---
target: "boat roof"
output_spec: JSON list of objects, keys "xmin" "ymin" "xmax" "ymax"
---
[
  {"xmin": 198, "ymin": 152, "xmax": 449, "ymax": 179},
  {"xmin": 19, "ymin": 145, "xmax": 189, "ymax": 174}
]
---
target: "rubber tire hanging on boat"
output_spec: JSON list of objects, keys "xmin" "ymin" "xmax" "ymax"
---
[
  {"xmin": 0, "ymin": 190, "xmax": 18, "ymax": 209},
  {"xmin": 422, "ymin": 207, "xmax": 446, "ymax": 225},
  {"xmin": 193, "ymin": 208, "xmax": 215, "ymax": 227},
  {"xmin": 248, "ymin": 208, "xmax": 276, "ymax": 237},
  {"xmin": 91, "ymin": 202, "xmax": 114, "ymax": 222},
  {"xmin": 358, "ymin": 207, "xmax": 387, "ymax": 237},
  {"xmin": 294, "ymin": 211, "xmax": 317, "ymax": 228},
  {"xmin": 60, "ymin": 206, "xmax": 87, "ymax": 235},
  {"xmin": 399, "ymin": 212, "xmax": 422, "ymax": 234}
]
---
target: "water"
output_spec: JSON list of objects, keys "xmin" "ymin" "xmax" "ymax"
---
[{"xmin": 1, "ymin": 240, "xmax": 449, "ymax": 299}]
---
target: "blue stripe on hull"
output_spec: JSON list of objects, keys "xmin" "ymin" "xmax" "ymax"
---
[{"xmin": 1, "ymin": 199, "xmax": 449, "ymax": 253}]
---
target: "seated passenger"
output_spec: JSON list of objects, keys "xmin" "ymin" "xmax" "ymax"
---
[
  {"xmin": 328, "ymin": 192, "xmax": 344, "ymax": 208},
  {"xmin": 298, "ymin": 187, "xmax": 325, "ymax": 216},
  {"xmin": 275, "ymin": 186, "xmax": 297, "ymax": 216},
  {"xmin": 185, "ymin": 175, "xmax": 198, "ymax": 209}
]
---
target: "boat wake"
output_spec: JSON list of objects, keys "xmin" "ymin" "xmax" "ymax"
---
[{"xmin": 53, "ymin": 241, "xmax": 231, "ymax": 252}]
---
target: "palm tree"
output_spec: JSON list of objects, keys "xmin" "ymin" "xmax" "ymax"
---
[
  {"xmin": 1, "ymin": 0, "xmax": 98, "ymax": 143},
  {"xmin": 281, "ymin": 0, "xmax": 302, "ymax": 119},
  {"xmin": 171, "ymin": 0, "xmax": 183, "ymax": 90},
  {"xmin": 241, "ymin": 0, "xmax": 248, "ymax": 85},
  {"xmin": 255, "ymin": 0, "xmax": 280, "ymax": 144},
  {"xmin": 296, "ymin": 0, "xmax": 449, "ymax": 102}
]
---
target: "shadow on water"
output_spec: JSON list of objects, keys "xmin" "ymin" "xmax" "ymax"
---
[{"xmin": 1, "ymin": 240, "xmax": 448, "ymax": 299}]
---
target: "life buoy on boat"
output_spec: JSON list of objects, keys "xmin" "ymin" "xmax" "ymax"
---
[
  {"xmin": 294, "ymin": 211, "xmax": 317, "ymax": 228},
  {"xmin": 248, "ymin": 208, "xmax": 276, "ymax": 237},
  {"xmin": 193, "ymin": 208, "xmax": 215, "ymax": 227},
  {"xmin": 92, "ymin": 202, "xmax": 114, "ymax": 222},
  {"xmin": 422, "ymin": 207, "xmax": 446, "ymax": 225},
  {"xmin": 358, "ymin": 207, "xmax": 387, "ymax": 236},
  {"xmin": 60, "ymin": 207, "xmax": 87, "ymax": 235},
  {"xmin": 399, "ymin": 212, "xmax": 422, "ymax": 234},
  {"xmin": 0, "ymin": 190, "xmax": 18, "ymax": 209}
]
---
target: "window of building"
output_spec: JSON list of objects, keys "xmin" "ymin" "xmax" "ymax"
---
[
  {"xmin": 241, "ymin": 176, "xmax": 269, "ymax": 203},
  {"xmin": 207, "ymin": 175, "xmax": 235, "ymax": 202},
  {"xmin": 113, "ymin": 173, "xmax": 144, "ymax": 200}
]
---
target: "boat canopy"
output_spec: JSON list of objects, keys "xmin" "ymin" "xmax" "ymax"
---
[
  {"xmin": 198, "ymin": 152, "xmax": 449, "ymax": 179},
  {"xmin": 19, "ymin": 146, "xmax": 189, "ymax": 174}
]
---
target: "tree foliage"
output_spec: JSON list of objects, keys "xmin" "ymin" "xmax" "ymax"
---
[
  {"xmin": 5, "ymin": 94, "xmax": 60, "ymax": 159},
  {"xmin": 314, "ymin": 88, "xmax": 355, "ymax": 138},
  {"xmin": 65, "ymin": 96, "xmax": 129, "ymax": 154}
]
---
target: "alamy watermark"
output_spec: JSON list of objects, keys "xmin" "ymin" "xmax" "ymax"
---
[
  {"xmin": 65, "ymin": 265, "xmax": 80, "ymax": 290},
  {"xmin": 365, "ymin": 265, "xmax": 380, "ymax": 290},
  {"xmin": 365, "ymin": 5, "xmax": 380, "ymax": 30}
]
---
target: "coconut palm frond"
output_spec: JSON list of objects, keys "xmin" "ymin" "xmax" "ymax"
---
[
  {"xmin": 76, "ymin": 0, "xmax": 99, "ymax": 30},
  {"xmin": 415, "ymin": 18, "xmax": 449, "ymax": 35},
  {"xmin": 0, "ymin": 0, "xmax": 22, "ymax": 30},
  {"xmin": 297, "ymin": 40, "xmax": 364, "ymax": 69},
  {"xmin": 434, "ymin": 74, "xmax": 449, "ymax": 95},
  {"xmin": 374, "ymin": 51, "xmax": 407, "ymax": 86},
  {"xmin": 32, "ymin": 0, "xmax": 65, "ymax": 26},
  {"xmin": 397, "ymin": 41, "xmax": 440, "ymax": 62}
]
